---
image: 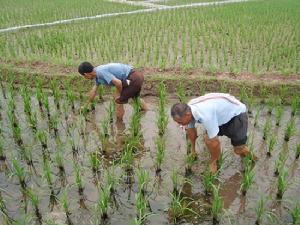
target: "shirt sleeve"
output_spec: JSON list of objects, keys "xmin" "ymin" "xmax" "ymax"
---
[{"xmin": 100, "ymin": 69, "xmax": 116, "ymax": 85}]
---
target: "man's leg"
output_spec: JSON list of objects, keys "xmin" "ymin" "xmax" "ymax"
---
[
  {"xmin": 114, "ymin": 89, "xmax": 125, "ymax": 120},
  {"xmin": 204, "ymin": 134, "xmax": 221, "ymax": 174}
]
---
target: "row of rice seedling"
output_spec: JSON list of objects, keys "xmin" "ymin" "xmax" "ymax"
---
[
  {"xmin": 0, "ymin": 77, "xmax": 299, "ymax": 224},
  {"xmin": 0, "ymin": 0, "xmax": 143, "ymax": 28},
  {"xmin": 1, "ymin": 0, "xmax": 299, "ymax": 75},
  {"xmin": 154, "ymin": 82, "xmax": 168, "ymax": 175}
]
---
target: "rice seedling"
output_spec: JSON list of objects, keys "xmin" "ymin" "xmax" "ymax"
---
[
  {"xmin": 121, "ymin": 143, "xmax": 135, "ymax": 171},
  {"xmin": 240, "ymin": 86, "xmax": 249, "ymax": 104},
  {"xmin": 73, "ymin": 161, "xmax": 84, "ymax": 195},
  {"xmin": 42, "ymin": 92, "xmax": 51, "ymax": 121},
  {"xmin": 11, "ymin": 157, "xmax": 27, "ymax": 192},
  {"xmin": 36, "ymin": 80, "xmax": 44, "ymax": 110},
  {"xmin": 211, "ymin": 184, "xmax": 223, "ymax": 225},
  {"xmin": 176, "ymin": 82, "xmax": 187, "ymax": 103},
  {"xmin": 135, "ymin": 189, "xmax": 149, "ymax": 222},
  {"xmin": 273, "ymin": 104, "xmax": 283, "ymax": 126},
  {"xmin": 13, "ymin": 213, "xmax": 33, "ymax": 225},
  {"xmin": 0, "ymin": 189, "xmax": 11, "ymax": 224},
  {"xmin": 49, "ymin": 113, "xmax": 59, "ymax": 136},
  {"xmin": 284, "ymin": 119, "xmax": 296, "ymax": 142},
  {"xmin": 89, "ymin": 151, "xmax": 101, "ymax": 174},
  {"xmin": 36, "ymin": 130, "xmax": 49, "ymax": 160},
  {"xmin": 157, "ymin": 81, "xmax": 168, "ymax": 136},
  {"xmin": 171, "ymin": 169, "xmax": 179, "ymax": 194},
  {"xmin": 276, "ymin": 166, "xmax": 288, "ymax": 199},
  {"xmin": 240, "ymin": 164, "xmax": 255, "ymax": 196},
  {"xmin": 296, "ymin": 143, "xmax": 300, "ymax": 159},
  {"xmin": 274, "ymin": 151, "xmax": 287, "ymax": 176},
  {"xmin": 255, "ymin": 196, "xmax": 267, "ymax": 225},
  {"xmin": 131, "ymin": 215, "xmax": 152, "ymax": 225},
  {"xmin": 156, "ymin": 102, "xmax": 168, "ymax": 137},
  {"xmin": 266, "ymin": 97, "xmax": 275, "ymax": 115},
  {"xmin": 97, "ymin": 185, "xmax": 110, "ymax": 220},
  {"xmin": 185, "ymin": 153, "xmax": 196, "ymax": 175},
  {"xmin": 50, "ymin": 80, "xmax": 61, "ymax": 110},
  {"xmin": 0, "ymin": 135, "xmax": 6, "ymax": 161},
  {"xmin": 136, "ymin": 168, "xmax": 150, "ymax": 196},
  {"xmin": 28, "ymin": 112, "xmax": 38, "ymax": 133},
  {"xmin": 20, "ymin": 86, "xmax": 32, "ymax": 117},
  {"xmin": 54, "ymin": 142, "xmax": 66, "ymax": 185},
  {"xmin": 217, "ymin": 150, "xmax": 230, "ymax": 173},
  {"xmin": 253, "ymin": 106, "xmax": 261, "ymax": 127},
  {"xmin": 26, "ymin": 188, "xmax": 42, "ymax": 224},
  {"xmin": 267, "ymin": 134, "xmax": 277, "ymax": 157},
  {"xmin": 90, "ymin": 100, "xmax": 96, "ymax": 111},
  {"xmin": 262, "ymin": 118, "xmax": 272, "ymax": 140},
  {"xmin": 129, "ymin": 98, "xmax": 142, "ymax": 139},
  {"xmin": 106, "ymin": 100, "xmax": 115, "ymax": 123},
  {"xmin": 23, "ymin": 146, "xmax": 34, "ymax": 169},
  {"xmin": 12, "ymin": 123, "xmax": 23, "ymax": 147},
  {"xmin": 155, "ymin": 136, "xmax": 165, "ymax": 174},
  {"xmin": 105, "ymin": 165, "xmax": 118, "ymax": 194},
  {"xmin": 168, "ymin": 190, "xmax": 197, "ymax": 224},
  {"xmin": 59, "ymin": 187, "xmax": 71, "ymax": 224},
  {"xmin": 289, "ymin": 201, "xmax": 300, "ymax": 225},
  {"xmin": 66, "ymin": 86, "xmax": 75, "ymax": 112},
  {"xmin": 0, "ymin": 80, "xmax": 6, "ymax": 99},
  {"xmin": 69, "ymin": 128, "xmax": 80, "ymax": 158},
  {"xmin": 97, "ymin": 85, "xmax": 105, "ymax": 102},
  {"xmin": 291, "ymin": 96, "xmax": 299, "ymax": 117},
  {"xmin": 202, "ymin": 169, "xmax": 217, "ymax": 196},
  {"xmin": 99, "ymin": 118, "xmax": 110, "ymax": 153},
  {"xmin": 43, "ymin": 158, "xmax": 53, "ymax": 188},
  {"xmin": 254, "ymin": 196, "xmax": 277, "ymax": 225}
]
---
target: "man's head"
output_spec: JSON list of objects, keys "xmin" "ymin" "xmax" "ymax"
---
[
  {"xmin": 171, "ymin": 103, "xmax": 193, "ymax": 126},
  {"xmin": 78, "ymin": 61, "xmax": 95, "ymax": 79}
]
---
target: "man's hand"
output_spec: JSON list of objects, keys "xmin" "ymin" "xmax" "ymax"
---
[
  {"xmin": 186, "ymin": 128, "xmax": 198, "ymax": 155},
  {"xmin": 89, "ymin": 85, "xmax": 98, "ymax": 102}
]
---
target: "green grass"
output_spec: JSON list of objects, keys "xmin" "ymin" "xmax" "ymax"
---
[
  {"xmin": 1, "ymin": 0, "xmax": 299, "ymax": 75},
  {"xmin": 161, "ymin": 0, "xmax": 221, "ymax": 6},
  {"xmin": 0, "ymin": 0, "xmax": 143, "ymax": 28}
]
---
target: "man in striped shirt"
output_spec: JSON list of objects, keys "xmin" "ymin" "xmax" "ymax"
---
[{"xmin": 171, "ymin": 93, "xmax": 256, "ymax": 173}]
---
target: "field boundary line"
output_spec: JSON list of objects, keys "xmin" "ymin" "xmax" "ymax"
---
[
  {"xmin": 108, "ymin": 0, "xmax": 168, "ymax": 8},
  {"xmin": 0, "ymin": 0, "xmax": 250, "ymax": 33}
]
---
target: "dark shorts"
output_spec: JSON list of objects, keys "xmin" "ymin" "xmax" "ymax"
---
[
  {"xmin": 218, "ymin": 112, "xmax": 248, "ymax": 147},
  {"xmin": 115, "ymin": 70, "xmax": 144, "ymax": 104}
]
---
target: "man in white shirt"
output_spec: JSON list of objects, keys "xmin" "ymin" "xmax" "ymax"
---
[{"xmin": 171, "ymin": 93, "xmax": 257, "ymax": 173}]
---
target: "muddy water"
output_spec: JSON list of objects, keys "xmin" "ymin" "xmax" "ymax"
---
[{"xmin": 0, "ymin": 90, "xmax": 299, "ymax": 225}]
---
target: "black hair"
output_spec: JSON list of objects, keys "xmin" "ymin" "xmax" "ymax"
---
[
  {"xmin": 78, "ymin": 61, "xmax": 94, "ymax": 75},
  {"xmin": 170, "ymin": 103, "xmax": 191, "ymax": 118}
]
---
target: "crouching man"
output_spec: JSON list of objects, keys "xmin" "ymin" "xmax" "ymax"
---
[{"xmin": 171, "ymin": 93, "xmax": 257, "ymax": 173}]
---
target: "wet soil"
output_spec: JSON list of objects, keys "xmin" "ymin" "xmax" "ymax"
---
[{"xmin": 0, "ymin": 88, "xmax": 299, "ymax": 224}]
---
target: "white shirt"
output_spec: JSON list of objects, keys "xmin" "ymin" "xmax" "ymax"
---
[{"xmin": 187, "ymin": 93, "xmax": 247, "ymax": 138}]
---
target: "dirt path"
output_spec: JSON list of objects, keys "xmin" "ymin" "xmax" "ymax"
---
[{"xmin": 0, "ymin": 0, "xmax": 250, "ymax": 33}]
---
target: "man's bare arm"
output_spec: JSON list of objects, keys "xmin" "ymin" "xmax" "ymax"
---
[
  {"xmin": 111, "ymin": 78, "xmax": 122, "ymax": 94},
  {"xmin": 186, "ymin": 128, "xmax": 197, "ymax": 154},
  {"xmin": 89, "ymin": 85, "xmax": 98, "ymax": 102}
]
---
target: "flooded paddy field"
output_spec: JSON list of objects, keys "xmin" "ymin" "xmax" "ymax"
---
[{"xmin": 0, "ymin": 82, "xmax": 299, "ymax": 225}]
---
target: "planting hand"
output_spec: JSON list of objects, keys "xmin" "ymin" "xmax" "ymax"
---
[
  {"xmin": 186, "ymin": 127, "xmax": 198, "ymax": 158},
  {"xmin": 89, "ymin": 85, "xmax": 98, "ymax": 102}
]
